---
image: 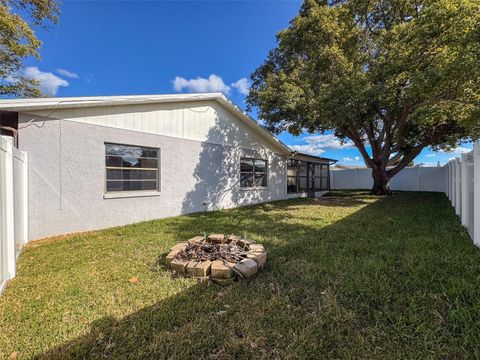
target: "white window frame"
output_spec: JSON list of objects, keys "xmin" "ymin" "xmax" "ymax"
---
[
  {"xmin": 239, "ymin": 157, "xmax": 268, "ymax": 189},
  {"xmin": 104, "ymin": 142, "xmax": 160, "ymax": 196}
]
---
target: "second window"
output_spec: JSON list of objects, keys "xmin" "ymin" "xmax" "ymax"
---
[{"xmin": 240, "ymin": 158, "xmax": 267, "ymax": 188}]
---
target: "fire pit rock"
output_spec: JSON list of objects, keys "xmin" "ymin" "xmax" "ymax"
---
[{"xmin": 166, "ymin": 234, "xmax": 267, "ymax": 284}]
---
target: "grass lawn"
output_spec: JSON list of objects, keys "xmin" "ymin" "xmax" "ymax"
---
[{"xmin": 1, "ymin": 191, "xmax": 480, "ymax": 359}]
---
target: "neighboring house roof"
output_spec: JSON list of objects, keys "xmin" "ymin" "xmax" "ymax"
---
[
  {"xmin": 292, "ymin": 152, "xmax": 338, "ymax": 164},
  {"xmin": 0, "ymin": 93, "xmax": 335, "ymax": 162},
  {"xmin": 331, "ymin": 164, "xmax": 367, "ymax": 170}
]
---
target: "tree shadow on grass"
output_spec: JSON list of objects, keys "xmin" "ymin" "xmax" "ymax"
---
[{"xmin": 35, "ymin": 193, "xmax": 480, "ymax": 359}]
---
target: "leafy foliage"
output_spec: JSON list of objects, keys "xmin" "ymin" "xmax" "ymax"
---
[
  {"xmin": 0, "ymin": 0, "xmax": 59, "ymax": 97},
  {"xmin": 247, "ymin": 0, "xmax": 480, "ymax": 190}
]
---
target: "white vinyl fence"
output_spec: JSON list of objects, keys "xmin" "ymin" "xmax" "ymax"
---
[
  {"xmin": 331, "ymin": 166, "xmax": 446, "ymax": 192},
  {"xmin": 445, "ymin": 144, "xmax": 480, "ymax": 246},
  {"xmin": 0, "ymin": 136, "xmax": 28, "ymax": 295},
  {"xmin": 331, "ymin": 144, "xmax": 480, "ymax": 247}
]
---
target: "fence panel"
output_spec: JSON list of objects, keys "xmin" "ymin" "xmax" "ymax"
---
[
  {"xmin": 474, "ymin": 144, "xmax": 480, "ymax": 246},
  {"xmin": 455, "ymin": 158, "xmax": 462, "ymax": 216},
  {"xmin": 443, "ymin": 146, "xmax": 480, "ymax": 245},
  {"xmin": 452, "ymin": 160, "xmax": 456, "ymax": 203},
  {"xmin": 449, "ymin": 161, "xmax": 453, "ymax": 202},
  {"xmin": 0, "ymin": 136, "xmax": 28, "ymax": 295},
  {"xmin": 0, "ymin": 137, "xmax": 15, "ymax": 293},
  {"xmin": 331, "ymin": 167, "xmax": 446, "ymax": 192},
  {"xmin": 446, "ymin": 162, "xmax": 451, "ymax": 201},
  {"xmin": 13, "ymin": 148, "xmax": 28, "ymax": 254},
  {"xmin": 389, "ymin": 168, "xmax": 419, "ymax": 191},
  {"xmin": 460, "ymin": 153, "xmax": 473, "ymax": 233},
  {"xmin": 0, "ymin": 138, "xmax": 8, "ymax": 293},
  {"xmin": 466, "ymin": 153, "xmax": 474, "ymax": 237}
]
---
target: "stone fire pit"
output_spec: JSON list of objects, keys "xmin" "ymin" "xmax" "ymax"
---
[{"xmin": 166, "ymin": 234, "xmax": 267, "ymax": 285}]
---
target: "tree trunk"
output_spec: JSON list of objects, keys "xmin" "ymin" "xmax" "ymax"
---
[{"xmin": 370, "ymin": 169, "xmax": 392, "ymax": 195}]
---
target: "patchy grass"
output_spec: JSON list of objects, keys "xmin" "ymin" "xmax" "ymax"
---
[{"xmin": 1, "ymin": 191, "xmax": 480, "ymax": 359}]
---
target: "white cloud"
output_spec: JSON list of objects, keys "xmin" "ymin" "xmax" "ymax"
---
[
  {"xmin": 289, "ymin": 145, "xmax": 326, "ymax": 156},
  {"xmin": 427, "ymin": 146, "xmax": 471, "ymax": 159},
  {"xmin": 22, "ymin": 67, "xmax": 69, "ymax": 96},
  {"xmin": 231, "ymin": 77, "xmax": 250, "ymax": 95},
  {"xmin": 303, "ymin": 134, "xmax": 354, "ymax": 149},
  {"xmin": 342, "ymin": 156, "xmax": 360, "ymax": 162},
  {"xmin": 56, "ymin": 68, "xmax": 79, "ymax": 79},
  {"xmin": 290, "ymin": 134, "xmax": 354, "ymax": 156},
  {"xmin": 443, "ymin": 146, "xmax": 471, "ymax": 154},
  {"xmin": 172, "ymin": 74, "xmax": 231, "ymax": 94}
]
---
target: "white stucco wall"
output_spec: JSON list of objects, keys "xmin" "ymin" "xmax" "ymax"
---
[
  {"xmin": 20, "ymin": 100, "xmax": 284, "ymax": 153},
  {"xmin": 18, "ymin": 102, "xmax": 288, "ymax": 240}
]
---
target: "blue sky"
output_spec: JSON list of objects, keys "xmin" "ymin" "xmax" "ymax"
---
[{"xmin": 22, "ymin": 0, "xmax": 471, "ymax": 165}]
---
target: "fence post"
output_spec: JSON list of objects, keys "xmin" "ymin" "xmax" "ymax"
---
[
  {"xmin": 474, "ymin": 143, "xmax": 480, "ymax": 246},
  {"xmin": 21, "ymin": 152, "xmax": 29, "ymax": 246},
  {"xmin": 445, "ymin": 162, "xmax": 450, "ymax": 199},
  {"xmin": 416, "ymin": 166, "xmax": 420, "ymax": 191},
  {"xmin": 445, "ymin": 163, "xmax": 448, "ymax": 196},
  {"xmin": 455, "ymin": 158, "xmax": 462, "ymax": 216},
  {"xmin": 2, "ymin": 137, "xmax": 16, "ymax": 279},
  {"xmin": 461, "ymin": 153, "xmax": 469, "ymax": 227},
  {"xmin": 449, "ymin": 162, "xmax": 452, "ymax": 199},
  {"xmin": 450, "ymin": 161, "xmax": 454, "ymax": 202},
  {"xmin": 452, "ymin": 160, "xmax": 456, "ymax": 206},
  {"xmin": 453, "ymin": 159, "xmax": 457, "ymax": 210}
]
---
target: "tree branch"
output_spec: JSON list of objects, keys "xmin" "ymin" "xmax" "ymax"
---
[
  {"xmin": 386, "ymin": 151, "xmax": 403, "ymax": 166},
  {"xmin": 364, "ymin": 120, "xmax": 380, "ymax": 158},
  {"xmin": 387, "ymin": 144, "xmax": 425, "ymax": 178},
  {"xmin": 342, "ymin": 127, "xmax": 376, "ymax": 169}
]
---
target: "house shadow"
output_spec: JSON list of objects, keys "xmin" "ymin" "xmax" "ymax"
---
[
  {"xmin": 35, "ymin": 192, "xmax": 480, "ymax": 358},
  {"xmin": 180, "ymin": 102, "xmax": 285, "ymax": 215}
]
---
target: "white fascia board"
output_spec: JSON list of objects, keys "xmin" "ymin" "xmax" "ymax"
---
[{"xmin": 0, "ymin": 93, "xmax": 223, "ymax": 111}]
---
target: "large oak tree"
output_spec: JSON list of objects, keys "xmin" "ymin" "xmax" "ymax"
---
[
  {"xmin": 247, "ymin": 0, "xmax": 480, "ymax": 194},
  {"xmin": 0, "ymin": 0, "xmax": 59, "ymax": 97}
]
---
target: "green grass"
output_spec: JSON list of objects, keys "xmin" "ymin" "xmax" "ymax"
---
[{"xmin": 1, "ymin": 191, "xmax": 480, "ymax": 359}]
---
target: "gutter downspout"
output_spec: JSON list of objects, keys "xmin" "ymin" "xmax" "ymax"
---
[{"xmin": 0, "ymin": 127, "xmax": 18, "ymax": 147}]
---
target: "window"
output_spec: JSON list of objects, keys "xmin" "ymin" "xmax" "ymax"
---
[
  {"xmin": 105, "ymin": 143, "xmax": 159, "ymax": 192},
  {"xmin": 240, "ymin": 158, "xmax": 267, "ymax": 188}
]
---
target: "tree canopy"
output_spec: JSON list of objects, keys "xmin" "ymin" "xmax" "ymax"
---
[
  {"xmin": 247, "ymin": 0, "xmax": 480, "ymax": 194},
  {"xmin": 0, "ymin": 0, "xmax": 59, "ymax": 97}
]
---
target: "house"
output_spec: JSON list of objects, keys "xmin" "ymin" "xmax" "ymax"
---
[
  {"xmin": 331, "ymin": 164, "xmax": 368, "ymax": 170},
  {"xmin": 0, "ymin": 93, "xmax": 335, "ymax": 240}
]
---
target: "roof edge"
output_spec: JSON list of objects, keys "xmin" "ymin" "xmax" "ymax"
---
[
  {"xmin": 292, "ymin": 151, "xmax": 338, "ymax": 164},
  {"xmin": 0, "ymin": 93, "xmax": 225, "ymax": 111},
  {"xmin": 213, "ymin": 94, "xmax": 292, "ymax": 155},
  {"xmin": 0, "ymin": 93, "xmax": 293, "ymax": 155}
]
